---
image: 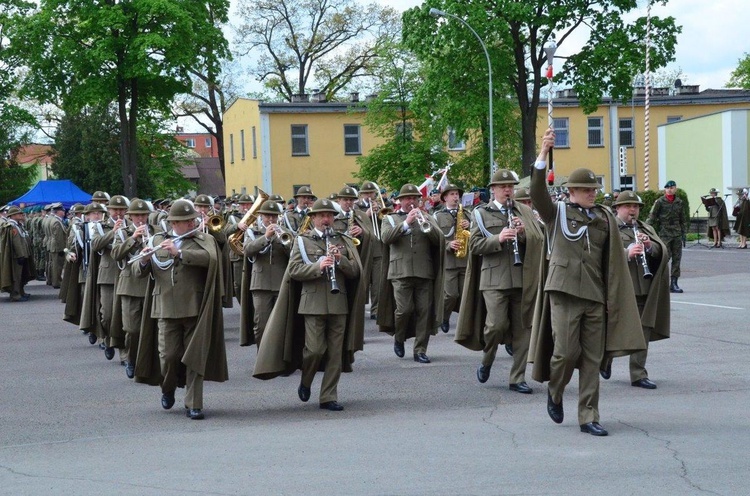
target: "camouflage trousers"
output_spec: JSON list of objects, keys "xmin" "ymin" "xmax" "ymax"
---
[
  {"xmin": 662, "ymin": 235, "xmax": 682, "ymax": 278},
  {"xmin": 33, "ymin": 245, "xmax": 46, "ymax": 277}
]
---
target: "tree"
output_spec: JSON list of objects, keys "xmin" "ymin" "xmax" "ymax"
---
[
  {"xmin": 8, "ymin": 0, "xmax": 230, "ymax": 198},
  {"xmin": 354, "ymin": 43, "xmax": 449, "ymax": 191},
  {"xmin": 52, "ymin": 105, "xmax": 194, "ymax": 198},
  {"xmin": 0, "ymin": 0, "xmax": 38, "ymax": 204},
  {"xmin": 233, "ymin": 0, "xmax": 401, "ymax": 102},
  {"xmin": 728, "ymin": 53, "xmax": 750, "ymax": 89},
  {"xmin": 403, "ymin": 0, "xmax": 681, "ymax": 177}
]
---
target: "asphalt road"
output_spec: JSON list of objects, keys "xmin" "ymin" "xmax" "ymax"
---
[{"xmin": 1, "ymin": 245, "xmax": 748, "ymax": 495}]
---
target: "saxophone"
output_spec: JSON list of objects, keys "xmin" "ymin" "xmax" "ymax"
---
[
  {"xmin": 346, "ymin": 212, "xmax": 361, "ymax": 246},
  {"xmin": 454, "ymin": 205, "xmax": 470, "ymax": 258}
]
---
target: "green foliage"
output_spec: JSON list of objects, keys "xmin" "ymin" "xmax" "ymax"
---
[
  {"xmin": 356, "ymin": 137, "xmax": 449, "ymax": 192},
  {"xmin": 0, "ymin": 160, "xmax": 37, "ymax": 205},
  {"xmin": 728, "ymin": 53, "xmax": 750, "ymax": 89},
  {"xmin": 51, "ymin": 106, "xmax": 194, "ymax": 198}
]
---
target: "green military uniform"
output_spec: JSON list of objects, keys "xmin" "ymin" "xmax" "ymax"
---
[
  {"xmin": 240, "ymin": 201, "xmax": 291, "ymax": 347},
  {"xmin": 224, "ymin": 194, "xmax": 254, "ymax": 303},
  {"xmin": 434, "ymin": 184, "xmax": 468, "ymax": 333},
  {"xmin": 601, "ymin": 191, "xmax": 670, "ymax": 387},
  {"xmin": 378, "ymin": 184, "xmax": 445, "ymax": 362},
  {"xmin": 647, "ymin": 180, "xmax": 686, "ymax": 291},
  {"xmin": 0, "ymin": 207, "xmax": 34, "ymax": 301},
  {"xmin": 530, "ymin": 163, "xmax": 644, "ymax": 434},
  {"xmin": 47, "ymin": 204, "xmax": 67, "ymax": 288},
  {"xmin": 354, "ymin": 181, "xmax": 385, "ymax": 319},
  {"xmin": 455, "ymin": 170, "xmax": 545, "ymax": 393},
  {"xmin": 133, "ymin": 199, "xmax": 228, "ymax": 419}
]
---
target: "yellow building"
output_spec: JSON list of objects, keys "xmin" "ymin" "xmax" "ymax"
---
[
  {"xmin": 539, "ymin": 86, "xmax": 750, "ymax": 191},
  {"xmin": 223, "ymin": 94, "xmax": 385, "ymax": 199}
]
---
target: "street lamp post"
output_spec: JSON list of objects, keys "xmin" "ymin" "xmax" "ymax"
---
[{"xmin": 429, "ymin": 8, "xmax": 494, "ymax": 180}]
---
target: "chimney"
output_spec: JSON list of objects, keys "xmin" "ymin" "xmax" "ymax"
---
[
  {"xmin": 311, "ymin": 90, "xmax": 327, "ymax": 103},
  {"xmin": 291, "ymin": 93, "xmax": 309, "ymax": 103},
  {"xmin": 349, "ymin": 91, "xmax": 360, "ymax": 103}
]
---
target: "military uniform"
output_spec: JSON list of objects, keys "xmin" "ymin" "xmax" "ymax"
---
[
  {"xmin": 379, "ymin": 184, "xmax": 445, "ymax": 362},
  {"xmin": 530, "ymin": 154, "xmax": 644, "ymax": 436},
  {"xmin": 354, "ymin": 181, "xmax": 385, "ymax": 319},
  {"xmin": 288, "ymin": 200, "xmax": 360, "ymax": 408},
  {"xmin": 224, "ymin": 194, "xmax": 254, "ymax": 302},
  {"xmin": 0, "ymin": 207, "xmax": 34, "ymax": 301},
  {"xmin": 46, "ymin": 204, "xmax": 67, "ymax": 288},
  {"xmin": 133, "ymin": 199, "xmax": 228, "ymax": 420},
  {"xmin": 601, "ymin": 191, "xmax": 671, "ymax": 388},
  {"xmin": 647, "ymin": 181, "xmax": 686, "ymax": 291},
  {"xmin": 241, "ymin": 201, "xmax": 291, "ymax": 347},
  {"xmin": 434, "ymin": 185, "xmax": 469, "ymax": 332}
]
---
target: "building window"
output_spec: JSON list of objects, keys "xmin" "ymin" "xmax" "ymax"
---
[
  {"xmin": 184, "ymin": 138, "xmax": 196, "ymax": 148},
  {"xmin": 553, "ymin": 118, "xmax": 569, "ymax": 148},
  {"xmin": 229, "ymin": 133, "xmax": 234, "ymax": 164},
  {"xmin": 395, "ymin": 122, "xmax": 413, "ymax": 141},
  {"xmin": 447, "ymin": 127, "xmax": 466, "ymax": 150},
  {"xmin": 291, "ymin": 125, "xmax": 308, "ymax": 156},
  {"xmin": 344, "ymin": 124, "xmax": 361, "ymax": 155},
  {"xmin": 240, "ymin": 129, "xmax": 246, "ymax": 160},
  {"xmin": 596, "ymin": 176, "xmax": 605, "ymax": 191},
  {"xmin": 252, "ymin": 126, "xmax": 257, "ymax": 158},
  {"xmin": 587, "ymin": 117, "xmax": 604, "ymax": 147},
  {"xmin": 619, "ymin": 118, "xmax": 633, "ymax": 147},
  {"xmin": 205, "ymin": 137, "xmax": 212, "ymax": 148},
  {"xmin": 620, "ymin": 175, "xmax": 635, "ymax": 191},
  {"xmin": 667, "ymin": 116, "xmax": 682, "ymax": 123}
]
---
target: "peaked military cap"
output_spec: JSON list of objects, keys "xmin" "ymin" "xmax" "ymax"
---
[
  {"xmin": 360, "ymin": 181, "xmax": 378, "ymax": 193},
  {"xmin": 488, "ymin": 169, "xmax": 520, "ymax": 186},
  {"xmin": 337, "ymin": 186, "xmax": 358, "ymax": 199},
  {"xmin": 294, "ymin": 185, "xmax": 316, "ymax": 198},
  {"xmin": 565, "ymin": 168, "xmax": 602, "ymax": 189},
  {"xmin": 127, "ymin": 198, "xmax": 152, "ymax": 214},
  {"xmin": 167, "ymin": 199, "xmax": 199, "ymax": 221},
  {"xmin": 440, "ymin": 183, "xmax": 464, "ymax": 201},
  {"xmin": 395, "ymin": 184, "xmax": 422, "ymax": 199},
  {"xmin": 613, "ymin": 190, "xmax": 644, "ymax": 207},
  {"xmin": 108, "ymin": 195, "xmax": 129, "ymax": 208},
  {"xmin": 308, "ymin": 198, "xmax": 339, "ymax": 214}
]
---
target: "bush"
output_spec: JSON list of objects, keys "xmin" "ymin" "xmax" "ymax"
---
[{"xmin": 596, "ymin": 188, "xmax": 690, "ymax": 224}]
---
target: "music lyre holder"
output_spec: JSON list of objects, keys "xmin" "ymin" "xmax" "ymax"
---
[{"xmin": 689, "ymin": 204, "xmax": 711, "ymax": 248}]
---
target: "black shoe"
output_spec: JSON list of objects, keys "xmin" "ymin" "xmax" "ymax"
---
[
  {"xmin": 88, "ymin": 333, "xmax": 97, "ymax": 345},
  {"xmin": 161, "ymin": 391, "xmax": 175, "ymax": 410},
  {"xmin": 298, "ymin": 383, "xmax": 311, "ymax": 402},
  {"xmin": 440, "ymin": 320, "xmax": 449, "ymax": 333},
  {"xmin": 670, "ymin": 277, "xmax": 684, "ymax": 293},
  {"xmin": 125, "ymin": 362, "xmax": 135, "ymax": 379},
  {"xmin": 547, "ymin": 390, "xmax": 564, "ymax": 424},
  {"xmin": 186, "ymin": 408, "xmax": 205, "ymax": 420},
  {"xmin": 631, "ymin": 378, "xmax": 657, "ymax": 389},
  {"xmin": 580, "ymin": 422, "xmax": 608, "ymax": 436},
  {"xmin": 99, "ymin": 342, "xmax": 106, "ymax": 350},
  {"xmin": 104, "ymin": 346, "xmax": 115, "ymax": 360},
  {"xmin": 505, "ymin": 343, "xmax": 513, "ymax": 356},
  {"xmin": 476, "ymin": 365, "xmax": 491, "ymax": 383},
  {"xmin": 600, "ymin": 362, "xmax": 612, "ymax": 380},
  {"xmin": 319, "ymin": 401, "xmax": 344, "ymax": 411},
  {"xmin": 509, "ymin": 382, "xmax": 533, "ymax": 394},
  {"xmin": 413, "ymin": 353, "xmax": 431, "ymax": 364},
  {"xmin": 393, "ymin": 340, "xmax": 405, "ymax": 358},
  {"xmin": 370, "ymin": 314, "xmax": 376, "ymax": 320}
]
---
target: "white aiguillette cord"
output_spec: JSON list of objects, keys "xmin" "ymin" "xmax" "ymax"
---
[{"xmin": 548, "ymin": 201, "xmax": 590, "ymax": 255}]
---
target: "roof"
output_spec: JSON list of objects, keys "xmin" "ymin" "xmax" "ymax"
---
[
  {"xmin": 542, "ymin": 88, "xmax": 750, "ymax": 108},
  {"xmin": 9, "ymin": 179, "xmax": 91, "ymax": 208}
]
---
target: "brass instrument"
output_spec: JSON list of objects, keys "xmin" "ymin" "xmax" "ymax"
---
[
  {"xmin": 207, "ymin": 214, "xmax": 225, "ymax": 233},
  {"xmin": 346, "ymin": 212, "xmax": 361, "ymax": 246},
  {"xmin": 268, "ymin": 223, "xmax": 293, "ymax": 246},
  {"xmin": 631, "ymin": 217, "xmax": 653, "ymax": 280},
  {"xmin": 298, "ymin": 214, "xmax": 312, "ymax": 235},
  {"xmin": 454, "ymin": 205, "xmax": 470, "ymax": 258},
  {"xmin": 228, "ymin": 189, "xmax": 269, "ymax": 255},
  {"xmin": 323, "ymin": 228, "xmax": 340, "ymax": 294},
  {"xmin": 506, "ymin": 200, "xmax": 522, "ymax": 266},
  {"xmin": 369, "ymin": 182, "xmax": 393, "ymax": 240},
  {"xmin": 414, "ymin": 207, "xmax": 432, "ymax": 233}
]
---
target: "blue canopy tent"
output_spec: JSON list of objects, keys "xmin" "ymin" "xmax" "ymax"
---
[{"xmin": 10, "ymin": 180, "xmax": 91, "ymax": 210}]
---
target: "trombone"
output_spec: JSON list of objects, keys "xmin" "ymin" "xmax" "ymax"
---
[{"xmin": 368, "ymin": 182, "xmax": 392, "ymax": 240}]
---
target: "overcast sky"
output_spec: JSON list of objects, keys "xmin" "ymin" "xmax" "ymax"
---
[{"xmin": 367, "ymin": 0, "xmax": 748, "ymax": 90}]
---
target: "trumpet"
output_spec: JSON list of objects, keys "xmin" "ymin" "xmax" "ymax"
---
[
  {"xmin": 267, "ymin": 223, "xmax": 292, "ymax": 246},
  {"xmin": 414, "ymin": 207, "xmax": 432, "ymax": 233},
  {"xmin": 631, "ymin": 216, "xmax": 653, "ymax": 280}
]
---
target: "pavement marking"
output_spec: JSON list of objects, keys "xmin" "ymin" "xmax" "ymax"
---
[{"xmin": 672, "ymin": 301, "xmax": 744, "ymax": 310}]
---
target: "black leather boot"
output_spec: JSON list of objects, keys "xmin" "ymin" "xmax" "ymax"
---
[{"xmin": 670, "ymin": 277, "xmax": 683, "ymax": 293}]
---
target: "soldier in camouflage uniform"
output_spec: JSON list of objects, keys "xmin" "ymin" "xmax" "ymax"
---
[
  {"xmin": 30, "ymin": 209, "xmax": 47, "ymax": 280},
  {"xmin": 647, "ymin": 180, "xmax": 686, "ymax": 293}
]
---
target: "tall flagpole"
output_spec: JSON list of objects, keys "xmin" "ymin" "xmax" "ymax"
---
[{"xmin": 643, "ymin": 1, "xmax": 651, "ymax": 190}]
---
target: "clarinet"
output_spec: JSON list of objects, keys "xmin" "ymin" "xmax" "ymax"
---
[
  {"xmin": 506, "ymin": 200, "xmax": 523, "ymax": 266},
  {"xmin": 631, "ymin": 218, "xmax": 653, "ymax": 280},
  {"xmin": 323, "ymin": 228, "xmax": 341, "ymax": 294}
]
